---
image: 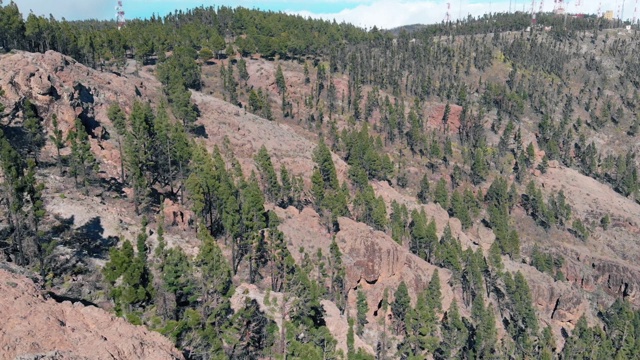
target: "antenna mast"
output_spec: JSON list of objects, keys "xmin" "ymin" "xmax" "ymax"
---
[
  {"xmin": 617, "ymin": 0, "xmax": 622, "ymax": 22},
  {"xmin": 116, "ymin": 1, "xmax": 126, "ymax": 30},
  {"xmin": 598, "ymin": 0, "xmax": 602, "ymax": 17},
  {"xmin": 575, "ymin": 0, "xmax": 584, "ymax": 17},
  {"xmin": 539, "ymin": 0, "xmax": 544, "ymax": 13},
  {"xmin": 531, "ymin": 0, "xmax": 537, "ymax": 25},
  {"xmin": 634, "ymin": 0, "xmax": 638, "ymax": 25},
  {"xmin": 445, "ymin": 2, "xmax": 451, "ymax": 23}
]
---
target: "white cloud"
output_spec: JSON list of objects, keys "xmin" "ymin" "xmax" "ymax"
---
[
  {"xmin": 11, "ymin": 0, "xmax": 115, "ymax": 20},
  {"xmin": 8, "ymin": 0, "xmax": 622, "ymax": 28},
  {"xmin": 290, "ymin": 0, "xmax": 615, "ymax": 29}
]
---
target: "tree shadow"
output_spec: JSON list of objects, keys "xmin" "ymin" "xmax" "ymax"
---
[
  {"xmin": 47, "ymin": 291, "xmax": 99, "ymax": 307},
  {"xmin": 49, "ymin": 214, "xmax": 75, "ymax": 238},
  {"xmin": 0, "ymin": 124, "xmax": 29, "ymax": 155},
  {"xmin": 191, "ymin": 124, "xmax": 209, "ymax": 138},
  {"xmin": 69, "ymin": 217, "xmax": 118, "ymax": 260},
  {"xmin": 99, "ymin": 177, "xmax": 127, "ymax": 198}
]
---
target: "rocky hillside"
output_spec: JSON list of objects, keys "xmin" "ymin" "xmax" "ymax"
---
[
  {"xmin": 0, "ymin": 263, "xmax": 183, "ymax": 360},
  {"xmin": 2, "ymin": 4, "xmax": 640, "ymax": 359}
]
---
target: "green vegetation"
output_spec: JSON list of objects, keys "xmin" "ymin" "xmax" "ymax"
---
[{"xmin": 1, "ymin": 2, "xmax": 640, "ymax": 358}]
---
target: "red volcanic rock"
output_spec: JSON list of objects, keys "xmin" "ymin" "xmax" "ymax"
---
[{"xmin": 0, "ymin": 264, "xmax": 183, "ymax": 360}]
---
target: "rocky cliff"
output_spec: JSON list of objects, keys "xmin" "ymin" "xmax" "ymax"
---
[{"xmin": 0, "ymin": 264, "xmax": 183, "ymax": 360}]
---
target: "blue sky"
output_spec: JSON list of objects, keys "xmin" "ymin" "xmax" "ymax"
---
[{"xmin": 10, "ymin": 0, "xmax": 610, "ymax": 29}]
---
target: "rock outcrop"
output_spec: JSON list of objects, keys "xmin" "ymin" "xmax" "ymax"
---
[
  {"xmin": 0, "ymin": 51, "xmax": 160, "ymax": 179},
  {"xmin": 275, "ymin": 206, "xmax": 453, "ymax": 330},
  {"xmin": 335, "ymin": 217, "xmax": 454, "ymax": 308},
  {"xmin": 0, "ymin": 265, "xmax": 183, "ymax": 360}
]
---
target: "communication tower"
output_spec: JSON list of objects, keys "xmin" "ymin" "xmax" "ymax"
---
[
  {"xmin": 617, "ymin": 0, "xmax": 622, "ymax": 21},
  {"xmin": 539, "ymin": 0, "xmax": 544, "ymax": 13},
  {"xmin": 116, "ymin": 1, "xmax": 126, "ymax": 30},
  {"xmin": 598, "ymin": 0, "xmax": 603, "ymax": 17},
  {"xmin": 445, "ymin": 2, "xmax": 451, "ymax": 23},
  {"xmin": 575, "ymin": 0, "xmax": 584, "ymax": 18},
  {"xmin": 634, "ymin": 0, "xmax": 638, "ymax": 25},
  {"xmin": 531, "ymin": 0, "xmax": 537, "ymax": 24}
]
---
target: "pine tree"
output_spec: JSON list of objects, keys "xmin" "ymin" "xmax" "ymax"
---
[
  {"xmin": 435, "ymin": 224, "xmax": 463, "ymax": 276},
  {"xmin": 254, "ymin": 145, "xmax": 281, "ymax": 203},
  {"xmin": 49, "ymin": 114, "xmax": 65, "ymax": 176},
  {"xmin": 23, "ymin": 99, "xmax": 45, "ymax": 163},
  {"xmin": 311, "ymin": 168, "xmax": 325, "ymax": 205},
  {"xmin": 275, "ymin": 63, "xmax": 286, "ymax": 94},
  {"xmin": 538, "ymin": 326, "xmax": 556, "ymax": 360},
  {"xmin": 313, "ymin": 138, "xmax": 339, "ymax": 191},
  {"xmin": 450, "ymin": 189, "xmax": 471, "ymax": 229},
  {"xmin": 24, "ymin": 159, "xmax": 46, "ymax": 273},
  {"xmin": 237, "ymin": 58, "xmax": 249, "ymax": 83},
  {"xmin": 347, "ymin": 318, "xmax": 356, "ymax": 357},
  {"xmin": 1, "ymin": 131, "xmax": 27, "ymax": 265},
  {"xmin": 471, "ymin": 295, "xmax": 496, "ymax": 358},
  {"xmin": 103, "ymin": 235, "xmax": 154, "ymax": 318},
  {"xmin": 515, "ymin": 151, "xmax": 527, "ymax": 183},
  {"xmin": 107, "ymin": 103, "xmax": 127, "ymax": 182},
  {"xmin": 356, "ymin": 290, "xmax": 369, "ymax": 336},
  {"xmin": 195, "ymin": 229, "xmax": 233, "ymax": 333},
  {"xmin": 464, "ymin": 187, "xmax": 480, "ymax": 217},
  {"xmin": 526, "ymin": 142, "xmax": 536, "ymax": 168},
  {"xmin": 405, "ymin": 287, "xmax": 439, "ymax": 356},
  {"xmin": 392, "ymin": 281, "xmax": 410, "ymax": 334},
  {"xmin": 354, "ymin": 185, "xmax": 387, "ymax": 231},
  {"xmin": 417, "ymin": 174, "xmax": 430, "ymax": 204},
  {"xmin": 439, "ymin": 299, "xmax": 468, "ymax": 358},
  {"xmin": 434, "ymin": 177, "xmax": 449, "ymax": 208},
  {"xmin": 0, "ymin": 86, "xmax": 4, "ymax": 114},
  {"xmin": 329, "ymin": 238, "xmax": 347, "ymax": 313},
  {"xmin": 124, "ymin": 101, "xmax": 155, "ymax": 213},
  {"xmin": 390, "ymin": 201, "xmax": 408, "ymax": 245},
  {"xmin": 241, "ymin": 173, "xmax": 267, "ymax": 282},
  {"xmin": 68, "ymin": 118, "xmax": 98, "ymax": 189},
  {"xmin": 442, "ymin": 102, "xmax": 451, "ymax": 130},
  {"xmin": 471, "ymin": 148, "xmax": 488, "ymax": 185},
  {"xmin": 425, "ymin": 270, "xmax": 442, "ymax": 314},
  {"xmin": 186, "ymin": 144, "xmax": 222, "ymax": 235},
  {"xmin": 409, "ymin": 209, "xmax": 428, "ymax": 260},
  {"xmin": 279, "ymin": 164, "xmax": 292, "ymax": 207},
  {"xmin": 504, "ymin": 272, "xmax": 538, "ymax": 356},
  {"xmin": 303, "ymin": 61, "xmax": 310, "ymax": 84},
  {"xmin": 153, "ymin": 102, "xmax": 176, "ymax": 190}
]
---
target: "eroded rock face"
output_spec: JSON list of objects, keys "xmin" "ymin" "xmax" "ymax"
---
[
  {"xmin": 0, "ymin": 50, "xmax": 160, "ymax": 179},
  {"xmin": 561, "ymin": 250, "xmax": 640, "ymax": 305},
  {"xmin": 275, "ymin": 207, "xmax": 454, "ymax": 350},
  {"xmin": 0, "ymin": 265, "xmax": 183, "ymax": 360},
  {"xmin": 336, "ymin": 217, "xmax": 452, "ymax": 301}
]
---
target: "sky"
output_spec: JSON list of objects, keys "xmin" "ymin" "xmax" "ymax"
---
[{"xmin": 10, "ymin": 0, "xmax": 621, "ymax": 29}]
